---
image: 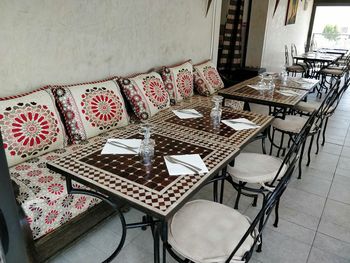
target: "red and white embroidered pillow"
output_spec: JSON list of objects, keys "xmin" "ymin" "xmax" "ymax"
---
[
  {"xmin": 193, "ymin": 60, "xmax": 225, "ymax": 96},
  {"xmin": 53, "ymin": 80, "xmax": 129, "ymax": 144},
  {"xmin": 161, "ymin": 61, "xmax": 194, "ymax": 104},
  {"xmin": 0, "ymin": 89, "xmax": 67, "ymax": 167},
  {"xmin": 119, "ymin": 72, "xmax": 170, "ymax": 120}
]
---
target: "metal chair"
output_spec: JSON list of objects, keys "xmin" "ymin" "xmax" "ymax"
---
[
  {"xmin": 269, "ymin": 84, "xmax": 340, "ymax": 178},
  {"xmin": 163, "ymin": 161, "xmax": 295, "ymax": 263},
  {"xmin": 285, "ymin": 44, "xmax": 307, "ymax": 77},
  {"xmin": 225, "ymin": 108, "xmax": 315, "ymax": 219}
]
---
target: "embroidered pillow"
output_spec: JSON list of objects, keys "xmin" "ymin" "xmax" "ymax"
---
[
  {"xmin": 193, "ymin": 60, "xmax": 225, "ymax": 96},
  {"xmin": 119, "ymin": 72, "xmax": 170, "ymax": 120},
  {"xmin": 53, "ymin": 80, "xmax": 129, "ymax": 144},
  {"xmin": 0, "ymin": 89, "xmax": 67, "ymax": 167},
  {"xmin": 161, "ymin": 60, "xmax": 194, "ymax": 104}
]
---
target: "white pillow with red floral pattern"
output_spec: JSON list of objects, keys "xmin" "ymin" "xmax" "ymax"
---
[
  {"xmin": 193, "ymin": 60, "xmax": 225, "ymax": 96},
  {"xmin": 161, "ymin": 60, "xmax": 194, "ymax": 104},
  {"xmin": 119, "ymin": 72, "xmax": 170, "ymax": 120},
  {"xmin": 0, "ymin": 89, "xmax": 67, "ymax": 167},
  {"xmin": 53, "ymin": 80, "xmax": 129, "ymax": 144}
]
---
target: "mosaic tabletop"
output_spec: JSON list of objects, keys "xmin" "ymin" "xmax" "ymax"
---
[
  {"xmin": 48, "ymin": 124, "xmax": 240, "ymax": 219},
  {"xmin": 149, "ymin": 100, "xmax": 273, "ymax": 148},
  {"xmin": 219, "ymin": 76, "xmax": 309, "ymax": 108}
]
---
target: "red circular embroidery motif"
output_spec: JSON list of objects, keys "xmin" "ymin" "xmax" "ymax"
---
[
  {"xmin": 48, "ymin": 183, "xmax": 64, "ymax": 195},
  {"xmin": 204, "ymin": 67, "xmax": 222, "ymax": 88},
  {"xmin": 176, "ymin": 69, "xmax": 193, "ymax": 98},
  {"xmin": 142, "ymin": 76, "xmax": 169, "ymax": 109},
  {"xmin": 0, "ymin": 104, "xmax": 59, "ymax": 159},
  {"xmin": 81, "ymin": 88, "xmax": 123, "ymax": 129}
]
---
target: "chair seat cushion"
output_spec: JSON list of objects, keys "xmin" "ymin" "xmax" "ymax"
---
[
  {"xmin": 295, "ymin": 101, "xmax": 334, "ymax": 115},
  {"xmin": 286, "ymin": 65, "xmax": 305, "ymax": 73},
  {"xmin": 168, "ymin": 199, "xmax": 254, "ymax": 263},
  {"xmin": 227, "ymin": 153, "xmax": 287, "ymax": 184},
  {"xmin": 320, "ymin": 68, "xmax": 343, "ymax": 76},
  {"xmin": 272, "ymin": 115, "xmax": 307, "ymax": 133},
  {"xmin": 295, "ymin": 101, "xmax": 320, "ymax": 113}
]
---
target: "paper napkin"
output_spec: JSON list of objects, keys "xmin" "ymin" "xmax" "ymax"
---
[
  {"xmin": 101, "ymin": 139, "xmax": 141, "ymax": 155},
  {"xmin": 222, "ymin": 118, "xmax": 260, "ymax": 131},
  {"xmin": 164, "ymin": 154, "xmax": 208, "ymax": 176},
  {"xmin": 172, "ymin": 109, "xmax": 203, "ymax": 119}
]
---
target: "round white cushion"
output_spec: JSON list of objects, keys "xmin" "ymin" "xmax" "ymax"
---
[
  {"xmin": 227, "ymin": 153, "xmax": 287, "ymax": 184},
  {"xmin": 168, "ymin": 199, "xmax": 254, "ymax": 263},
  {"xmin": 272, "ymin": 115, "xmax": 307, "ymax": 133}
]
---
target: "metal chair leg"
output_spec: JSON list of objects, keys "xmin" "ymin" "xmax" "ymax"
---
[
  {"xmin": 298, "ymin": 140, "xmax": 306, "ymax": 179},
  {"xmin": 322, "ymin": 117, "xmax": 329, "ymax": 146},
  {"xmin": 234, "ymin": 182, "xmax": 242, "ymax": 210},
  {"xmin": 277, "ymin": 132, "xmax": 285, "ymax": 157},
  {"xmin": 273, "ymin": 198, "xmax": 280, "ymax": 227},
  {"xmin": 306, "ymin": 135, "xmax": 314, "ymax": 166},
  {"xmin": 269, "ymin": 128, "xmax": 276, "ymax": 155}
]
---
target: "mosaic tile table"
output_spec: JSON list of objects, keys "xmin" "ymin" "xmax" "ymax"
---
[{"xmin": 218, "ymin": 76, "xmax": 311, "ymax": 109}]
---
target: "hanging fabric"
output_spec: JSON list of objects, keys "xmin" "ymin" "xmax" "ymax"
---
[{"xmin": 218, "ymin": 0, "xmax": 245, "ymax": 72}]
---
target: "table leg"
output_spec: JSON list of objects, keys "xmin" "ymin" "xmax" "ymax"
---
[
  {"xmin": 153, "ymin": 221, "xmax": 160, "ymax": 263},
  {"xmin": 243, "ymin": 102, "xmax": 251, "ymax": 111}
]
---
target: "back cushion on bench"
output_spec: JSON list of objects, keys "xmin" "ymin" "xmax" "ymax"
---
[
  {"xmin": 53, "ymin": 80, "xmax": 129, "ymax": 144},
  {"xmin": 0, "ymin": 89, "xmax": 67, "ymax": 167},
  {"xmin": 161, "ymin": 60, "xmax": 194, "ymax": 104},
  {"xmin": 119, "ymin": 72, "xmax": 170, "ymax": 120},
  {"xmin": 193, "ymin": 60, "xmax": 224, "ymax": 96}
]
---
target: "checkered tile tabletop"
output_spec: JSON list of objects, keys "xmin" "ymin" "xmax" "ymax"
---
[
  {"xmin": 48, "ymin": 124, "xmax": 239, "ymax": 218},
  {"xmin": 219, "ymin": 76, "xmax": 310, "ymax": 108},
  {"xmin": 149, "ymin": 100, "xmax": 273, "ymax": 148}
]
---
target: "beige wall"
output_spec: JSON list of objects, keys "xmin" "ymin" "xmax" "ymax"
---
[
  {"xmin": 261, "ymin": 0, "xmax": 314, "ymax": 72},
  {"xmin": 245, "ymin": 0, "xmax": 269, "ymax": 68},
  {"xmin": 0, "ymin": 0, "xmax": 222, "ymax": 97},
  {"xmin": 246, "ymin": 0, "xmax": 313, "ymax": 71}
]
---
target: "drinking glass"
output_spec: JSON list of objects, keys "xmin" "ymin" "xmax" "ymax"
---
[
  {"xmin": 280, "ymin": 66, "xmax": 288, "ymax": 84},
  {"xmin": 210, "ymin": 95, "xmax": 223, "ymax": 128},
  {"xmin": 139, "ymin": 123, "xmax": 155, "ymax": 165}
]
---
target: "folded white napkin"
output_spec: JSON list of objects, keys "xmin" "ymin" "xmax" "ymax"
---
[
  {"xmin": 164, "ymin": 154, "xmax": 208, "ymax": 176},
  {"xmin": 172, "ymin": 109, "xmax": 203, "ymax": 119},
  {"xmin": 276, "ymin": 90, "xmax": 300, "ymax": 96},
  {"xmin": 222, "ymin": 118, "xmax": 260, "ymax": 131},
  {"xmin": 101, "ymin": 139, "xmax": 141, "ymax": 155},
  {"xmin": 290, "ymin": 77, "xmax": 315, "ymax": 85},
  {"xmin": 247, "ymin": 84, "xmax": 269, "ymax": 91}
]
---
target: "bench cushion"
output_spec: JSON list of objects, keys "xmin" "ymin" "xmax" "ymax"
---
[
  {"xmin": 193, "ymin": 60, "xmax": 224, "ymax": 96},
  {"xmin": 10, "ymin": 137, "xmax": 109, "ymax": 240},
  {"xmin": 53, "ymin": 80, "xmax": 129, "ymax": 144},
  {"xmin": 0, "ymin": 89, "xmax": 67, "ymax": 167},
  {"xmin": 119, "ymin": 72, "xmax": 170, "ymax": 120},
  {"xmin": 161, "ymin": 60, "xmax": 194, "ymax": 104}
]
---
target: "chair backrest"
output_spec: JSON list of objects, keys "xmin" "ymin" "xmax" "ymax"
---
[
  {"xmin": 284, "ymin": 45, "xmax": 290, "ymax": 66},
  {"xmin": 268, "ymin": 109, "xmax": 316, "ymax": 186},
  {"xmin": 291, "ymin": 44, "xmax": 298, "ymax": 64},
  {"xmin": 225, "ymin": 157, "xmax": 295, "ymax": 262}
]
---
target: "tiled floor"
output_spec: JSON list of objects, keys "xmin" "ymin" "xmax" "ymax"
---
[{"xmin": 48, "ymin": 88, "xmax": 350, "ymax": 263}]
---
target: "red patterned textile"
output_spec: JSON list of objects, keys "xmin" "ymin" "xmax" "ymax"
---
[
  {"xmin": 119, "ymin": 72, "xmax": 170, "ymax": 120},
  {"xmin": 10, "ymin": 140, "xmax": 105, "ymax": 240},
  {"xmin": 0, "ymin": 90, "xmax": 67, "ymax": 167},
  {"xmin": 52, "ymin": 80, "xmax": 129, "ymax": 144},
  {"xmin": 161, "ymin": 60, "xmax": 194, "ymax": 104},
  {"xmin": 193, "ymin": 60, "xmax": 225, "ymax": 96}
]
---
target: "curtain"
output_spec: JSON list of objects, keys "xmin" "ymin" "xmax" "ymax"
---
[{"xmin": 218, "ymin": 0, "xmax": 245, "ymax": 72}]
